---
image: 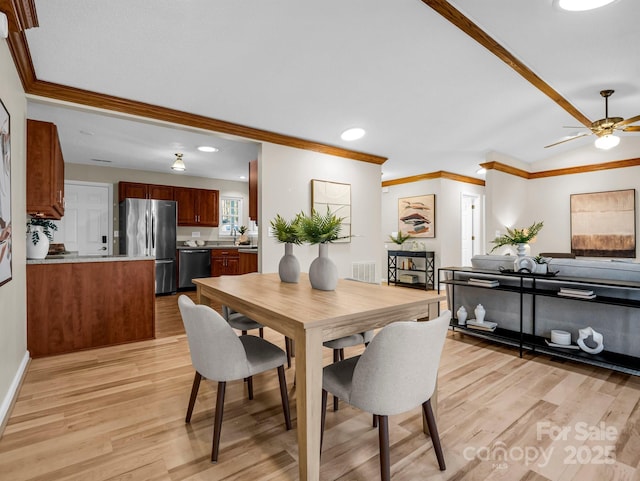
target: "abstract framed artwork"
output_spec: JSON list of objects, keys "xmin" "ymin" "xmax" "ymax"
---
[
  {"xmin": 570, "ymin": 189, "xmax": 636, "ymax": 258},
  {"xmin": 398, "ymin": 194, "xmax": 435, "ymax": 238},
  {"xmin": 311, "ymin": 179, "xmax": 351, "ymax": 243},
  {"xmin": 0, "ymin": 99, "xmax": 11, "ymax": 287}
]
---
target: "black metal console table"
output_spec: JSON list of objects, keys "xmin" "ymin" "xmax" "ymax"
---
[{"xmin": 387, "ymin": 250, "xmax": 435, "ymax": 290}]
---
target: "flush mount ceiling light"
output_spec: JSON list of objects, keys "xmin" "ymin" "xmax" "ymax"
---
[
  {"xmin": 197, "ymin": 145, "xmax": 219, "ymax": 152},
  {"xmin": 341, "ymin": 127, "xmax": 366, "ymax": 141},
  {"xmin": 556, "ymin": 0, "xmax": 616, "ymax": 11},
  {"xmin": 171, "ymin": 153, "xmax": 186, "ymax": 171},
  {"xmin": 594, "ymin": 134, "xmax": 620, "ymax": 150},
  {"xmin": 476, "ymin": 167, "xmax": 487, "ymax": 175}
]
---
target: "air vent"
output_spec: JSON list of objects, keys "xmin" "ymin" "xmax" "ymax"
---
[
  {"xmin": 90, "ymin": 158, "xmax": 112, "ymax": 163},
  {"xmin": 351, "ymin": 261, "xmax": 376, "ymax": 283}
]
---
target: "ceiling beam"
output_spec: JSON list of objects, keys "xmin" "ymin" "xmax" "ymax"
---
[
  {"xmin": 421, "ymin": 0, "xmax": 593, "ymax": 128},
  {"xmin": 382, "ymin": 170, "xmax": 485, "ymax": 187}
]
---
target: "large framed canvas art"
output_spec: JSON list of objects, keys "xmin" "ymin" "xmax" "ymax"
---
[
  {"xmin": 311, "ymin": 179, "xmax": 351, "ymax": 243},
  {"xmin": 570, "ymin": 189, "xmax": 636, "ymax": 258},
  {"xmin": 398, "ymin": 194, "xmax": 435, "ymax": 238},
  {"xmin": 0, "ymin": 99, "xmax": 11, "ymax": 287}
]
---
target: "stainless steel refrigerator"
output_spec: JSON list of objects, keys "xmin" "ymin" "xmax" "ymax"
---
[{"xmin": 119, "ymin": 198, "xmax": 177, "ymax": 295}]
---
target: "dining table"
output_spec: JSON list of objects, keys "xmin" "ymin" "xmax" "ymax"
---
[{"xmin": 194, "ymin": 272, "xmax": 445, "ymax": 481}]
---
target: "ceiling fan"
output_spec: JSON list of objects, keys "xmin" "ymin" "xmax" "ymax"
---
[{"xmin": 545, "ymin": 89, "xmax": 640, "ymax": 149}]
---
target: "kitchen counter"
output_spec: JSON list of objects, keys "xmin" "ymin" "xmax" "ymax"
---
[
  {"xmin": 27, "ymin": 254, "xmax": 152, "ymax": 264},
  {"xmin": 238, "ymin": 248, "xmax": 258, "ymax": 254},
  {"xmin": 176, "ymin": 244, "xmax": 257, "ymax": 250}
]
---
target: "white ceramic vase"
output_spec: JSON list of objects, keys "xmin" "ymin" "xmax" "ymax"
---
[
  {"xmin": 516, "ymin": 243, "xmax": 528, "ymax": 257},
  {"xmin": 474, "ymin": 304, "xmax": 486, "ymax": 324},
  {"xmin": 309, "ymin": 243, "xmax": 338, "ymax": 291},
  {"xmin": 278, "ymin": 242, "xmax": 300, "ymax": 283},
  {"xmin": 456, "ymin": 306, "xmax": 467, "ymax": 326},
  {"xmin": 27, "ymin": 226, "xmax": 49, "ymax": 259}
]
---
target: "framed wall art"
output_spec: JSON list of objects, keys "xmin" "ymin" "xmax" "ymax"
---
[
  {"xmin": 311, "ymin": 179, "xmax": 351, "ymax": 243},
  {"xmin": 398, "ymin": 194, "xmax": 435, "ymax": 238},
  {"xmin": 570, "ymin": 189, "xmax": 636, "ymax": 257},
  {"xmin": 0, "ymin": 99, "xmax": 12, "ymax": 286}
]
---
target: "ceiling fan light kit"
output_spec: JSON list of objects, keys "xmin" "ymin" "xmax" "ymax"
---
[
  {"xmin": 556, "ymin": 0, "xmax": 617, "ymax": 12},
  {"xmin": 171, "ymin": 153, "xmax": 186, "ymax": 171},
  {"xmin": 594, "ymin": 134, "xmax": 620, "ymax": 150}
]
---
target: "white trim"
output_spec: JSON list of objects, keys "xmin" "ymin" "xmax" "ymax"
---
[{"xmin": 0, "ymin": 351, "xmax": 30, "ymax": 434}]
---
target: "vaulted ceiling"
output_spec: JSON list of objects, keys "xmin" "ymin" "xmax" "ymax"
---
[{"xmin": 4, "ymin": 0, "xmax": 640, "ymax": 182}]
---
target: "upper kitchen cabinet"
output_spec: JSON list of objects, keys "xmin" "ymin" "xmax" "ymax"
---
[
  {"xmin": 27, "ymin": 120, "xmax": 65, "ymax": 219},
  {"xmin": 118, "ymin": 182, "xmax": 174, "ymax": 202},
  {"xmin": 249, "ymin": 159, "xmax": 258, "ymax": 223},
  {"xmin": 174, "ymin": 187, "xmax": 219, "ymax": 227}
]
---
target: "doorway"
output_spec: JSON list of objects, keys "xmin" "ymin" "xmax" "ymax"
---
[
  {"xmin": 54, "ymin": 181, "xmax": 112, "ymax": 255},
  {"xmin": 460, "ymin": 193, "xmax": 482, "ymax": 266}
]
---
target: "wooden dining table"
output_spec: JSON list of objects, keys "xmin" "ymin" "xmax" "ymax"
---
[{"xmin": 194, "ymin": 272, "xmax": 445, "ymax": 481}]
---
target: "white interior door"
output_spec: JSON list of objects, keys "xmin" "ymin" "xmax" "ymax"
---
[
  {"xmin": 461, "ymin": 193, "xmax": 481, "ymax": 266},
  {"xmin": 54, "ymin": 181, "xmax": 112, "ymax": 255}
]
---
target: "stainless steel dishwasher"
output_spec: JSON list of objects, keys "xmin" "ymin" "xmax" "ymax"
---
[{"xmin": 178, "ymin": 249, "xmax": 211, "ymax": 289}]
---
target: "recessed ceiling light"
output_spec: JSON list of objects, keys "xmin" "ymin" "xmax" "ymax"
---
[
  {"xmin": 476, "ymin": 167, "xmax": 487, "ymax": 175},
  {"xmin": 198, "ymin": 145, "xmax": 219, "ymax": 152},
  {"xmin": 239, "ymin": 175, "xmax": 246, "ymax": 180},
  {"xmin": 341, "ymin": 128, "xmax": 366, "ymax": 141},
  {"xmin": 556, "ymin": 0, "xmax": 616, "ymax": 11}
]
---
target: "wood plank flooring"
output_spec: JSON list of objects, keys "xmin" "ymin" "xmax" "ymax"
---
[{"xmin": 1, "ymin": 291, "xmax": 639, "ymax": 480}]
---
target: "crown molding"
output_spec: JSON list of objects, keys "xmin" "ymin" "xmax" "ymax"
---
[
  {"xmin": 479, "ymin": 161, "xmax": 530, "ymax": 179},
  {"xmin": 381, "ymin": 170, "xmax": 485, "ymax": 187},
  {"xmin": 480, "ymin": 158, "xmax": 640, "ymax": 179}
]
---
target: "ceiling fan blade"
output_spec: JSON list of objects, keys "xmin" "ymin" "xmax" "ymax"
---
[
  {"xmin": 623, "ymin": 125, "xmax": 640, "ymax": 132},
  {"xmin": 614, "ymin": 114, "xmax": 640, "ymax": 129},
  {"xmin": 544, "ymin": 132, "xmax": 591, "ymax": 148}
]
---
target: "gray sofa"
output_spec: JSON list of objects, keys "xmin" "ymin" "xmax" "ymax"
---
[{"xmin": 444, "ymin": 255, "xmax": 640, "ymax": 358}]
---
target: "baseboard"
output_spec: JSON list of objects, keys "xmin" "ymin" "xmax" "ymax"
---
[{"xmin": 0, "ymin": 351, "xmax": 30, "ymax": 438}]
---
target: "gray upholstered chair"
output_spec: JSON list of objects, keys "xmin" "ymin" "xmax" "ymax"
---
[
  {"xmin": 222, "ymin": 305, "xmax": 292, "ymax": 367},
  {"xmin": 321, "ymin": 310, "xmax": 451, "ymax": 481},
  {"xmin": 322, "ymin": 330, "xmax": 374, "ymax": 411},
  {"xmin": 179, "ymin": 295, "xmax": 292, "ymax": 463}
]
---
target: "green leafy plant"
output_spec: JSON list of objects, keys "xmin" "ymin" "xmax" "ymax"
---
[
  {"xmin": 533, "ymin": 255, "xmax": 550, "ymax": 264},
  {"xmin": 270, "ymin": 213, "xmax": 304, "ymax": 245},
  {"xmin": 295, "ymin": 207, "xmax": 343, "ymax": 244},
  {"xmin": 389, "ymin": 231, "xmax": 411, "ymax": 245},
  {"xmin": 238, "ymin": 225, "xmax": 248, "ymax": 235},
  {"xmin": 490, "ymin": 221, "xmax": 543, "ymax": 253},
  {"xmin": 27, "ymin": 217, "xmax": 58, "ymax": 244}
]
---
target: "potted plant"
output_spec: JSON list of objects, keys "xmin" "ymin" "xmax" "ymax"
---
[
  {"xmin": 270, "ymin": 213, "xmax": 303, "ymax": 283},
  {"xmin": 490, "ymin": 220, "xmax": 544, "ymax": 256},
  {"xmin": 295, "ymin": 207, "xmax": 344, "ymax": 291},
  {"xmin": 27, "ymin": 217, "xmax": 58, "ymax": 259},
  {"xmin": 389, "ymin": 231, "xmax": 411, "ymax": 246},
  {"xmin": 533, "ymin": 255, "xmax": 550, "ymax": 274},
  {"xmin": 237, "ymin": 225, "xmax": 250, "ymax": 245}
]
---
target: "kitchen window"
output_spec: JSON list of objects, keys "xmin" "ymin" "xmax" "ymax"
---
[{"xmin": 219, "ymin": 197, "xmax": 242, "ymax": 236}]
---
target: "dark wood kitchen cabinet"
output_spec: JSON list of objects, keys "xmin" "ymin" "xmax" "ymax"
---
[
  {"xmin": 174, "ymin": 187, "xmax": 219, "ymax": 227},
  {"xmin": 249, "ymin": 159, "xmax": 258, "ymax": 223},
  {"xmin": 239, "ymin": 251, "xmax": 258, "ymax": 274},
  {"xmin": 118, "ymin": 182, "xmax": 174, "ymax": 202},
  {"xmin": 211, "ymin": 248, "xmax": 239, "ymax": 276},
  {"xmin": 27, "ymin": 119, "xmax": 65, "ymax": 219}
]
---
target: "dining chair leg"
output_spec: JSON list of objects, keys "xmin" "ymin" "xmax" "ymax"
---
[
  {"xmin": 211, "ymin": 381, "xmax": 226, "ymax": 463},
  {"xmin": 259, "ymin": 327, "xmax": 264, "ymax": 338},
  {"xmin": 339, "ymin": 348, "xmax": 345, "ymax": 361},
  {"xmin": 276, "ymin": 365, "xmax": 292, "ymax": 430},
  {"xmin": 320, "ymin": 389, "xmax": 328, "ymax": 454},
  {"xmin": 285, "ymin": 337, "xmax": 292, "ymax": 368},
  {"xmin": 378, "ymin": 414, "xmax": 391, "ymax": 481},
  {"xmin": 373, "ymin": 414, "xmax": 378, "ymax": 428},
  {"xmin": 247, "ymin": 376, "xmax": 254, "ymax": 400},
  {"xmin": 185, "ymin": 371, "xmax": 202, "ymax": 423},
  {"xmin": 332, "ymin": 350, "xmax": 340, "ymax": 411},
  {"xmin": 242, "ymin": 330, "xmax": 248, "ymax": 335},
  {"xmin": 422, "ymin": 398, "xmax": 446, "ymax": 471}
]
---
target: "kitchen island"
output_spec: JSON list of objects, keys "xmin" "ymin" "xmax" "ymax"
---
[{"xmin": 27, "ymin": 255, "xmax": 155, "ymax": 357}]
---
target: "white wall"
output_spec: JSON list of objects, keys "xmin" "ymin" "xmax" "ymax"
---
[
  {"xmin": 381, "ymin": 177, "xmax": 485, "ymax": 275},
  {"xmin": 259, "ymin": 143, "xmax": 382, "ymax": 281},
  {"xmin": 0, "ymin": 39, "xmax": 29, "ymax": 431}
]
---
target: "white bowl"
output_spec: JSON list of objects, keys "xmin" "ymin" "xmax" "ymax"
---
[{"xmin": 551, "ymin": 329, "xmax": 571, "ymax": 346}]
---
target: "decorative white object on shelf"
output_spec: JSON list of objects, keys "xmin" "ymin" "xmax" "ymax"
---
[
  {"xmin": 550, "ymin": 329, "xmax": 571, "ymax": 346},
  {"xmin": 456, "ymin": 306, "xmax": 467, "ymax": 326},
  {"xmin": 577, "ymin": 326, "xmax": 604, "ymax": 354},
  {"xmin": 474, "ymin": 304, "xmax": 486, "ymax": 324},
  {"xmin": 514, "ymin": 256, "xmax": 536, "ymax": 273}
]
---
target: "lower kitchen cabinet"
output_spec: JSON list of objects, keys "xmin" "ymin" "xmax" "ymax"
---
[
  {"xmin": 239, "ymin": 251, "xmax": 258, "ymax": 274},
  {"xmin": 211, "ymin": 248, "xmax": 239, "ymax": 276},
  {"xmin": 27, "ymin": 259, "xmax": 156, "ymax": 357}
]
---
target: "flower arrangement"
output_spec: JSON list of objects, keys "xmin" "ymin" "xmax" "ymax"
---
[
  {"xmin": 270, "ymin": 213, "xmax": 304, "ymax": 245},
  {"xmin": 295, "ymin": 207, "xmax": 343, "ymax": 244},
  {"xmin": 490, "ymin": 221, "xmax": 544, "ymax": 253},
  {"xmin": 27, "ymin": 217, "xmax": 58, "ymax": 245}
]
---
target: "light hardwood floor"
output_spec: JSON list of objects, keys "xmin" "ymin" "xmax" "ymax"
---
[{"xmin": 1, "ymin": 292, "xmax": 638, "ymax": 481}]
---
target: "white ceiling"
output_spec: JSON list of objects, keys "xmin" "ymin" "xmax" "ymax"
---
[{"xmin": 22, "ymin": 0, "xmax": 640, "ymax": 182}]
